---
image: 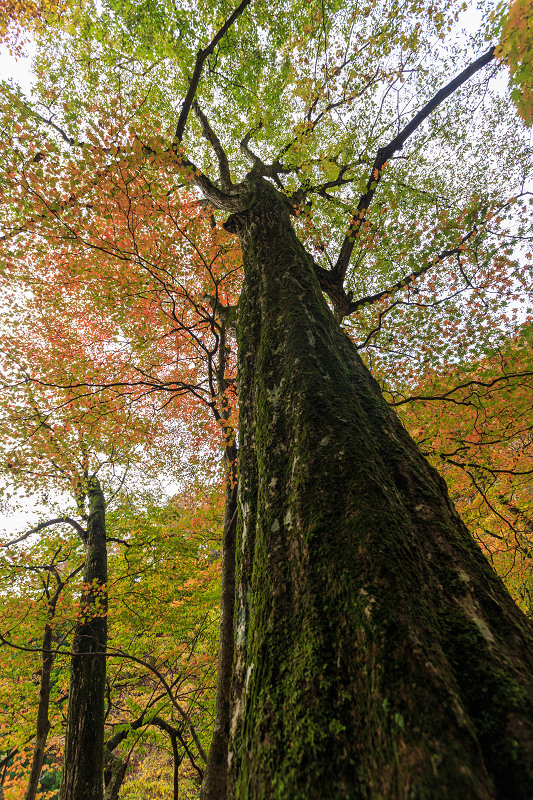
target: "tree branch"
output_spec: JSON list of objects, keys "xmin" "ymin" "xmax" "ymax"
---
[
  {"xmin": 239, "ymin": 125, "xmax": 291, "ymax": 188},
  {"xmin": 333, "ymin": 46, "xmax": 496, "ymax": 281},
  {"xmin": 0, "ymin": 738, "xmax": 34, "ymax": 770},
  {"xmin": 106, "ymin": 646, "xmax": 209, "ymax": 764},
  {"xmin": 105, "ymin": 713, "xmax": 148, "ymax": 753},
  {"xmin": 0, "ymin": 634, "xmax": 209, "ymax": 766},
  {"xmin": 1, "ymin": 517, "xmax": 87, "ymax": 548},
  {"xmin": 174, "ymin": 0, "xmax": 253, "ymax": 143},
  {"xmin": 389, "ymin": 370, "xmax": 533, "ymax": 407},
  {"xmin": 180, "ymin": 154, "xmax": 247, "ymax": 212},
  {"xmin": 176, "ymin": 727, "xmax": 204, "ymax": 782},
  {"xmin": 192, "ymin": 102, "xmax": 233, "ymax": 190},
  {"xmin": 240, "ymin": 126, "xmax": 263, "ymax": 168},
  {"xmin": 345, "ymin": 228, "xmax": 479, "ymax": 315},
  {"xmin": 27, "ymin": 107, "xmax": 80, "ymax": 148}
]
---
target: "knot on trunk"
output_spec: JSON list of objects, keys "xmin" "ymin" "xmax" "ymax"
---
[{"xmin": 223, "ymin": 212, "xmax": 247, "ymax": 234}]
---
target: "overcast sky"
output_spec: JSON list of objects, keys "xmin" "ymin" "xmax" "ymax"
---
[{"xmin": 0, "ymin": 43, "xmax": 35, "ymax": 92}]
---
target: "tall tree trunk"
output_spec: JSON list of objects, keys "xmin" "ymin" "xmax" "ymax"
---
[
  {"xmin": 59, "ymin": 478, "xmax": 107, "ymax": 800},
  {"xmin": 227, "ymin": 176, "xmax": 533, "ymax": 800},
  {"xmin": 200, "ymin": 463, "xmax": 238, "ymax": 800}
]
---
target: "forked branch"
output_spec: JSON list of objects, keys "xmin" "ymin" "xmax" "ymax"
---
[
  {"xmin": 240, "ymin": 126, "xmax": 264, "ymax": 168},
  {"xmin": 346, "ymin": 227, "xmax": 479, "ymax": 315}
]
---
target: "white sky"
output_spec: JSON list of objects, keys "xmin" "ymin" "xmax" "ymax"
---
[
  {"xmin": 1, "ymin": 47, "xmax": 42, "ymax": 538},
  {"xmin": 0, "ymin": 43, "xmax": 35, "ymax": 93}
]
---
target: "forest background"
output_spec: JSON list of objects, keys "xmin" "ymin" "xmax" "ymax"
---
[{"xmin": 0, "ymin": 0, "xmax": 532, "ymax": 797}]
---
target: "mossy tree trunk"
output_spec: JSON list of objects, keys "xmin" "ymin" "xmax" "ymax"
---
[
  {"xmin": 227, "ymin": 176, "xmax": 533, "ymax": 800},
  {"xmin": 59, "ymin": 478, "xmax": 107, "ymax": 800}
]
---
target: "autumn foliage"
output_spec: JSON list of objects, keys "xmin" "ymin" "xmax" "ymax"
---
[
  {"xmin": 0, "ymin": 0, "xmax": 532, "ymax": 795},
  {"xmin": 397, "ymin": 324, "xmax": 533, "ymax": 612},
  {"xmin": 498, "ymin": 0, "xmax": 533, "ymax": 124},
  {"xmin": 0, "ymin": 0, "xmax": 69, "ymax": 56}
]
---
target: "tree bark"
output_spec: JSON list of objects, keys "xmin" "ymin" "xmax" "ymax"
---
[
  {"xmin": 227, "ymin": 176, "xmax": 533, "ymax": 800},
  {"xmin": 59, "ymin": 478, "xmax": 107, "ymax": 800}
]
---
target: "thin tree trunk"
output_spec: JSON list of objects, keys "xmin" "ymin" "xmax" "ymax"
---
[
  {"xmin": 227, "ymin": 176, "xmax": 533, "ymax": 800},
  {"xmin": 24, "ymin": 617, "xmax": 54, "ymax": 800},
  {"xmin": 152, "ymin": 717, "xmax": 184, "ymax": 800},
  {"xmin": 103, "ymin": 752, "xmax": 127, "ymax": 800},
  {"xmin": 169, "ymin": 730, "xmax": 180, "ymax": 800},
  {"xmin": 200, "ymin": 463, "xmax": 237, "ymax": 800},
  {"xmin": 59, "ymin": 478, "xmax": 107, "ymax": 800},
  {"xmin": 25, "ymin": 561, "xmax": 82, "ymax": 800},
  {"xmin": 201, "ymin": 308, "xmax": 238, "ymax": 800}
]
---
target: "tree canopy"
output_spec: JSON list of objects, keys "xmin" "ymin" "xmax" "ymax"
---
[
  {"xmin": 2, "ymin": 0, "xmax": 531, "ymax": 598},
  {"xmin": 1, "ymin": 0, "xmax": 533, "ymax": 797}
]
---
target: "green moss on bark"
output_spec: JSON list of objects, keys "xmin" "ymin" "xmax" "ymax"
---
[{"xmin": 228, "ymin": 177, "xmax": 533, "ymax": 800}]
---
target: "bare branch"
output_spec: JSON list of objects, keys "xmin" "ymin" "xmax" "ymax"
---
[{"xmin": 1, "ymin": 517, "xmax": 87, "ymax": 548}]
